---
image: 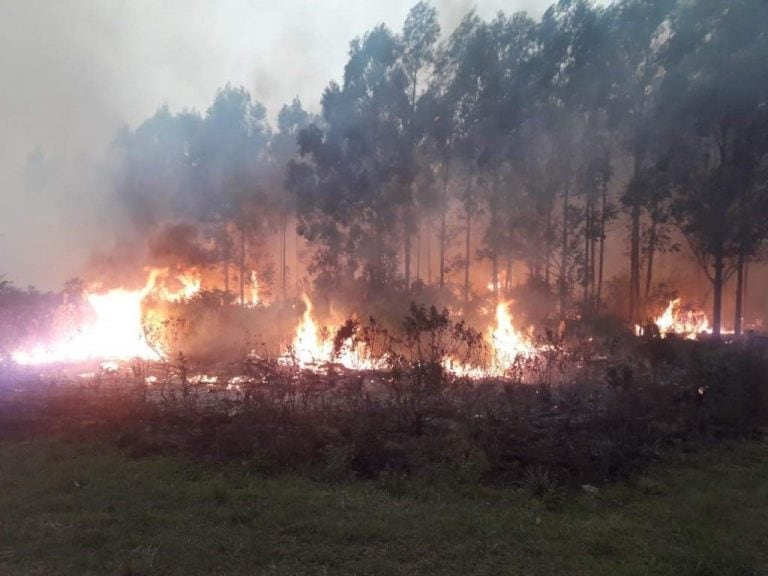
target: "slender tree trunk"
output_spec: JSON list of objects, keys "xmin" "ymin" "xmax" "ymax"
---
[
  {"xmin": 560, "ymin": 181, "xmax": 570, "ymax": 317},
  {"xmin": 583, "ymin": 195, "xmax": 591, "ymax": 306},
  {"xmin": 712, "ymin": 248, "xmax": 725, "ymax": 339},
  {"xmin": 734, "ymin": 250, "xmax": 745, "ymax": 336},
  {"xmin": 439, "ymin": 160, "xmax": 449, "ymax": 289},
  {"xmin": 505, "ymin": 258, "xmax": 512, "ymax": 292},
  {"xmin": 743, "ymin": 260, "xmax": 749, "ymax": 329},
  {"xmin": 415, "ymin": 209, "xmax": 422, "ymax": 283},
  {"xmin": 282, "ymin": 211, "xmax": 288, "ymax": 301},
  {"xmin": 644, "ymin": 219, "xmax": 657, "ymax": 305},
  {"xmin": 239, "ymin": 227, "xmax": 246, "ymax": 307},
  {"xmin": 544, "ymin": 198, "xmax": 553, "ymax": 289},
  {"xmin": 596, "ymin": 163, "xmax": 609, "ymax": 309},
  {"xmin": 590, "ymin": 232, "xmax": 597, "ymax": 310},
  {"xmin": 464, "ymin": 176, "xmax": 473, "ymax": 304},
  {"xmin": 426, "ymin": 218, "xmax": 432, "ymax": 285},
  {"xmin": 629, "ymin": 203, "xmax": 641, "ymax": 323},
  {"xmin": 404, "ymin": 207, "xmax": 412, "ymax": 289}
]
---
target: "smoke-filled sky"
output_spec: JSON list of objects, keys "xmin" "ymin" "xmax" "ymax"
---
[{"xmin": 0, "ymin": 0, "xmax": 601, "ymax": 289}]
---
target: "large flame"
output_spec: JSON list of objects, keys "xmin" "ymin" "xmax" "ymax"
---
[
  {"xmin": 11, "ymin": 268, "xmax": 202, "ymax": 365},
  {"xmin": 283, "ymin": 295, "xmax": 385, "ymax": 371},
  {"xmin": 444, "ymin": 301, "xmax": 536, "ymax": 378},
  {"xmin": 636, "ymin": 298, "xmax": 713, "ymax": 340},
  {"xmin": 488, "ymin": 301, "xmax": 537, "ymax": 369}
]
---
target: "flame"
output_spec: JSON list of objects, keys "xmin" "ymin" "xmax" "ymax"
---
[
  {"xmin": 12, "ymin": 283, "xmax": 157, "ymax": 365},
  {"xmin": 11, "ymin": 268, "xmax": 203, "ymax": 365},
  {"xmin": 150, "ymin": 268, "xmax": 202, "ymax": 302},
  {"xmin": 488, "ymin": 301, "xmax": 536, "ymax": 369},
  {"xmin": 290, "ymin": 295, "xmax": 330, "ymax": 367},
  {"xmin": 283, "ymin": 295, "xmax": 385, "ymax": 371},
  {"xmin": 249, "ymin": 270, "xmax": 262, "ymax": 307},
  {"xmin": 444, "ymin": 301, "xmax": 536, "ymax": 378},
  {"xmin": 636, "ymin": 298, "xmax": 713, "ymax": 340}
]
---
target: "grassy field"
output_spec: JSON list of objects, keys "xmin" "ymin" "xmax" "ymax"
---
[{"xmin": 0, "ymin": 437, "xmax": 766, "ymax": 576}]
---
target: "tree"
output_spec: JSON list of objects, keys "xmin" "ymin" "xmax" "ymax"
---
[
  {"xmin": 607, "ymin": 0, "xmax": 675, "ymax": 322},
  {"xmin": 401, "ymin": 1, "xmax": 440, "ymax": 288},
  {"xmin": 659, "ymin": 0, "xmax": 768, "ymax": 337},
  {"xmin": 290, "ymin": 25, "xmax": 410, "ymax": 293}
]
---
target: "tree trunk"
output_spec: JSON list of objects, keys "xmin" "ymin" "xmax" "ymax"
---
[
  {"xmin": 734, "ymin": 250, "xmax": 745, "ymax": 336},
  {"xmin": 415, "ymin": 209, "xmax": 422, "ymax": 283},
  {"xmin": 439, "ymin": 160, "xmax": 449, "ymax": 290},
  {"xmin": 644, "ymin": 219, "xmax": 657, "ymax": 306},
  {"xmin": 544, "ymin": 198, "xmax": 553, "ymax": 289},
  {"xmin": 629, "ymin": 202, "xmax": 641, "ymax": 323},
  {"xmin": 464, "ymin": 176, "xmax": 473, "ymax": 305},
  {"xmin": 239, "ymin": 227, "xmax": 246, "ymax": 307},
  {"xmin": 712, "ymin": 249, "xmax": 725, "ymax": 339},
  {"xmin": 596, "ymin": 163, "xmax": 609, "ymax": 309},
  {"xmin": 426, "ymin": 218, "xmax": 432, "ymax": 284},
  {"xmin": 559, "ymin": 182, "xmax": 570, "ymax": 318},
  {"xmin": 281, "ymin": 211, "xmax": 288, "ymax": 301},
  {"xmin": 403, "ymin": 206, "xmax": 412, "ymax": 290},
  {"xmin": 583, "ymin": 195, "xmax": 591, "ymax": 306}
]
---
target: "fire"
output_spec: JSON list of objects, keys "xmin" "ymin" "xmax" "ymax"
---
[
  {"xmin": 249, "ymin": 271, "xmax": 262, "ymax": 307},
  {"xmin": 283, "ymin": 295, "xmax": 385, "ymax": 371},
  {"xmin": 636, "ymin": 298, "xmax": 712, "ymax": 340},
  {"xmin": 488, "ymin": 301, "xmax": 536, "ymax": 370},
  {"xmin": 11, "ymin": 268, "xmax": 202, "ymax": 365},
  {"xmin": 444, "ymin": 301, "xmax": 536, "ymax": 378},
  {"xmin": 289, "ymin": 295, "xmax": 330, "ymax": 367},
  {"xmin": 284, "ymin": 297, "xmax": 536, "ymax": 376},
  {"xmin": 12, "ymin": 284, "xmax": 157, "ymax": 365}
]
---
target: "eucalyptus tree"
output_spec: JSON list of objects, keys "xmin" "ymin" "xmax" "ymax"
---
[
  {"xmin": 269, "ymin": 97, "xmax": 314, "ymax": 300},
  {"xmin": 434, "ymin": 12, "xmax": 502, "ymax": 303},
  {"xmin": 525, "ymin": 0, "xmax": 610, "ymax": 316},
  {"xmin": 658, "ymin": 0, "xmax": 768, "ymax": 337},
  {"xmin": 290, "ymin": 25, "xmax": 411, "ymax": 293},
  {"xmin": 401, "ymin": 1, "xmax": 440, "ymax": 287},
  {"xmin": 201, "ymin": 84, "xmax": 272, "ymax": 304},
  {"xmin": 603, "ymin": 0, "xmax": 675, "ymax": 321}
]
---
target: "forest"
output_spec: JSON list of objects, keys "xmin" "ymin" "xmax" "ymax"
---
[
  {"xmin": 2, "ymin": 2, "xmax": 768, "ymax": 573},
  {"xmin": 71, "ymin": 0, "xmax": 766, "ymax": 342}
]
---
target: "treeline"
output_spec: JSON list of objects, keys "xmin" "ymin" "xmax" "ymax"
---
[{"xmin": 113, "ymin": 0, "xmax": 768, "ymax": 337}]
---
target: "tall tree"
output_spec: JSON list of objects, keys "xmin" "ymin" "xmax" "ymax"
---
[{"xmin": 659, "ymin": 0, "xmax": 768, "ymax": 337}]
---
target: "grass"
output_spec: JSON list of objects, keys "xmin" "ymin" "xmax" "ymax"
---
[{"xmin": 0, "ymin": 437, "xmax": 766, "ymax": 575}]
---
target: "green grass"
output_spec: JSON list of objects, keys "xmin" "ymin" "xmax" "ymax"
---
[{"xmin": 0, "ymin": 438, "xmax": 766, "ymax": 576}]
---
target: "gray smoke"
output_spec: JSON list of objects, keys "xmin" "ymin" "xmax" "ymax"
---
[{"xmin": 0, "ymin": 0, "xmax": 566, "ymax": 289}]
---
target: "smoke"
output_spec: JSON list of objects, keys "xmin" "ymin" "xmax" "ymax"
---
[{"xmin": 0, "ymin": 0, "xmax": 562, "ymax": 290}]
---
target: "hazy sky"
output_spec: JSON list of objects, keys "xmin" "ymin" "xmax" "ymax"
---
[{"xmin": 0, "ymin": 0, "xmax": 580, "ymax": 289}]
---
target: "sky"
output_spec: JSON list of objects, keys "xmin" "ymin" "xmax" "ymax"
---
[{"xmin": 0, "ymin": 0, "xmax": 584, "ymax": 289}]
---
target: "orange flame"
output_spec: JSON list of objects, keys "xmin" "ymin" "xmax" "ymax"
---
[
  {"xmin": 444, "ymin": 301, "xmax": 536, "ymax": 378},
  {"xmin": 282, "ymin": 295, "xmax": 385, "ymax": 371},
  {"xmin": 11, "ymin": 268, "xmax": 203, "ymax": 365},
  {"xmin": 636, "ymin": 298, "xmax": 713, "ymax": 340}
]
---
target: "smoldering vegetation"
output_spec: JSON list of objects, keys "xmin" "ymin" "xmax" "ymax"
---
[{"xmin": 3, "ymin": 333, "xmax": 768, "ymax": 489}]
